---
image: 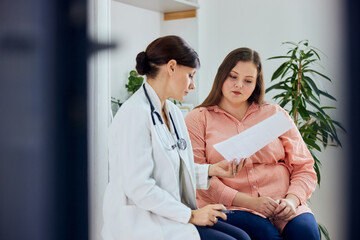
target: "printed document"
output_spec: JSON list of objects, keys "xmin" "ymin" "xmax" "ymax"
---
[{"xmin": 213, "ymin": 111, "xmax": 292, "ymax": 162}]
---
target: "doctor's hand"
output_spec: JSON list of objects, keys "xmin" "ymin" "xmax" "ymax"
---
[
  {"xmin": 208, "ymin": 159, "xmax": 245, "ymax": 178},
  {"xmin": 189, "ymin": 204, "xmax": 227, "ymax": 226}
]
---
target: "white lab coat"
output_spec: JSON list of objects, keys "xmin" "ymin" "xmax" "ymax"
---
[{"xmin": 102, "ymin": 82, "xmax": 211, "ymax": 240}]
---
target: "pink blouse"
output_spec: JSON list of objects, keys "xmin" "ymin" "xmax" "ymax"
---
[{"xmin": 185, "ymin": 102, "xmax": 317, "ymax": 231}]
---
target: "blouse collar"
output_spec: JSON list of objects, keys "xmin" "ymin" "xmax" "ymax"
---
[{"xmin": 206, "ymin": 102, "xmax": 260, "ymax": 120}]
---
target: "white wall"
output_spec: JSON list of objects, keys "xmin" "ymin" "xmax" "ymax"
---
[
  {"xmin": 161, "ymin": 17, "xmax": 200, "ymax": 105},
  {"xmin": 110, "ymin": 1, "xmax": 162, "ymax": 103},
  {"xmin": 198, "ymin": 0, "xmax": 348, "ymax": 239}
]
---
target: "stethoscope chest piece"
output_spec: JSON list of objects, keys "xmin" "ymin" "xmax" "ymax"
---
[{"xmin": 177, "ymin": 138, "xmax": 187, "ymax": 150}]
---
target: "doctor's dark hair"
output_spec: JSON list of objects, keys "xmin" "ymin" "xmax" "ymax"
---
[
  {"xmin": 136, "ymin": 35, "xmax": 200, "ymax": 78},
  {"xmin": 197, "ymin": 47, "xmax": 264, "ymax": 108}
]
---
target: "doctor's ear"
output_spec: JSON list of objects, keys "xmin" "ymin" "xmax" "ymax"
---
[{"xmin": 167, "ymin": 59, "xmax": 177, "ymax": 74}]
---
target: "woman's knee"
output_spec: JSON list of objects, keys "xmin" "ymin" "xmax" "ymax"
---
[
  {"xmin": 283, "ymin": 213, "xmax": 320, "ymax": 240},
  {"xmin": 239, "ymin": 215, "xmax": 281, "ymax": 240},
  {"xmin": 212, "ymin": 221, "xmax": 251, "ymax": 240},
  {"xmin": 255, "ymin": 223, "xmax": 282, "ymax": 240},
  {"xmin": 226, "ymin": 211, "xmax": 281, "ymax": 240},
  {"xmin": 196, "ymin": 226, "xmax": 237, "ymax": 240}
]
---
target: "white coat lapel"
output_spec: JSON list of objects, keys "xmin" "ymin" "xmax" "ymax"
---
[{"xmin": 144, "ymin": 82, "xmax": 197, "ymax": 209}]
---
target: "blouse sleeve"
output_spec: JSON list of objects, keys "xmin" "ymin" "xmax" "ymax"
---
[
  {"xmin": 279, "ymin": 108, "xmax": 317, "ymax": 204},
  {"xmin": 185, "ymin": 109, "xmax": 238, "ymax": 206}
]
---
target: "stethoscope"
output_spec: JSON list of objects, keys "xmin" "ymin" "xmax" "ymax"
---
[{"xmin": 143, "ymin": 84, "xmax": 187, "ymax": 151}]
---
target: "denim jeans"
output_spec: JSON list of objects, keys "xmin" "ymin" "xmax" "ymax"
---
[
  {"xmin": 219, "ymin": 210, "xmax": 320, "ymax": 240},
  {"xmin": 195, "ymin": 220, "xmax": 251, "ymax": 240}
]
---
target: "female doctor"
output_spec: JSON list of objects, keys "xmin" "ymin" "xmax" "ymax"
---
[{"xmin": 102, "ymin": 36, "xmax": 250, "ymax": 240}]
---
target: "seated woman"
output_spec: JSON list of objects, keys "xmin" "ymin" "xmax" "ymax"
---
[{"xmin": 185, "ymin": 47, "xmax": 320, "ymax": 240}]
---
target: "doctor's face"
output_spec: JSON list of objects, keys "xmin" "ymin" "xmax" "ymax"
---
[{"xmin": 171, "ymin": 65, "xmax": 196, "ymax": 101}]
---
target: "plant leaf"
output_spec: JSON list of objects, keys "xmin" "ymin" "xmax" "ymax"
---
[
  {"xmin": 310, "ymin": 48, "xmax": 321, "ymax": 60},
  {"xmin": 306, "ymin": 99, "xmax": 326, "ymax": 115},
  {"xmin": 290, "ymin": 96, "xmax": 302, "ymax": 115},
  {"xmin": 129, "ymin": 70, "xmax": 136, "ymax": 76},
  {"xmin": 303, "ymin": 76, "xmax": 320, "ymax": 96},
  {"xmin": 303, "ymin": 50, "xmax": 314, "ymax": 60},
  {"xmin": 280, "ymin": 64, "xmax": 293, "ymax": 79},
  {"xmin": 308, "ymin": 91, "xmax": 321, "ymax": 104},
  {"xmin": 271, "ymin": 61, "xmax": 291, "ymax": 80},
  {"xmin": 321, "ymin": 106, "xmax": 336, "ymax": 110},
  {"xmin": 266, "ymin": 82, "xmax": 289, "ymax": 93},
  {"xmin": 332, "ymin": 120, "xmax": 347, "ymax": 132},
  {"xmin": 282, "ymin": 42, "xmax": 298, "ymax": 47},
  {"xmin": 302, "ymin": 59, "xmax": 317, "ymax": 69},
  {"xmin": 318, "ymin": 223, "xmax": 330, "ymax": 240},
  {"xmin": 304, "ymin": 138, "xmax": 322, "ymax": 151},
  {"xmin": 297, "ymin": 103, "xmax": 310, "ymax": 119},
  {"xmin": 282, "ymin": 41, "xmax": 298, "ymax": 46},
  {"xmin": 304, "ymin": 69, "xmax": 331, "ymax": 81},
  {"xmin": 319, "ymin": 90, "xmax": 337, "ymax": 101},
  {"xmin": 267, "ymin": 56, "xmax": 292, "ymax": 60}
]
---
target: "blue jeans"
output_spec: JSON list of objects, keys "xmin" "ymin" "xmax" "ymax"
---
[
  {"xmin": 219, "ymin": 211, "xmax": 320, "ymax": 240},
  {"xmin": 195, "ymin": 220, "xmax": 251, "ymax": 240}
]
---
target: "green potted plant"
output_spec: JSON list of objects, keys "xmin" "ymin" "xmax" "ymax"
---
[
  {"xmin": 111, "ymin": 70, "xmax": 144, "ymax": 116},
  {"xmin": 125, "ymin": 70, "xmax": 144, "ymax": 94},
  {"xmin": 266, "ymin": 40, "xmax": 345, "ymax": 240}
]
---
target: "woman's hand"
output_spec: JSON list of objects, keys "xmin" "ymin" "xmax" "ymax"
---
[
  {"xmin": 273, "ymin": 194, "xmax": 299, "ymax": 221},
  {"xmin": 209, "ymin": 159, "xmax": 245, "ymax": 178},
  {"xmin": 249, "ymin": 196, "xmax": 279, "ymax": 218},
  {"xmin": 188, "ymin": 204, "xmax": 227, "ymax": 226}
]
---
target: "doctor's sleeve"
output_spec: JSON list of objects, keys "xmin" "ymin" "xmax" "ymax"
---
[
  {"xmin": 113, "ymin": 106, "xmax": 191, "ymax": 224},
  {"xmin": 184, "ymin": 109, "xmax": 210, "ymax": 189}
]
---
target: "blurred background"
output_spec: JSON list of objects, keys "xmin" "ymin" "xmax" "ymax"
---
[{"xmin": 0, "ymin": 0, "xmax": 359, "ymax": 239}]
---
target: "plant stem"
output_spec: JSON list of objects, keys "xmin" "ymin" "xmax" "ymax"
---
[{"xmin": 295, "ymin": 61, "xmax": 302, "ymax": 125}]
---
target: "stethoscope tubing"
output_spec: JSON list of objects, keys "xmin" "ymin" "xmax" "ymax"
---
[{"xmin": 143, "ymin": 84, "xmax": 187, "ymax": 151}]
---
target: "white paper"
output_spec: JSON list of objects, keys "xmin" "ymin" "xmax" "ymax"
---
[{"xmin": 213, "ymin": 111, "xmax": 293, "ymax": 162}]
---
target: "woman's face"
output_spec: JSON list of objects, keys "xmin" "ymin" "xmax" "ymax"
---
[
  {"xmin": 221, "ymin": 61, "xmax": 257, "ymax": 106},
  {"xmin": 171, "ymin": 65, "xmax": 196, "ymax": 101}
]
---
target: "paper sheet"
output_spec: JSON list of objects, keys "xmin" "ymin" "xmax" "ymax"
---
[{"xmin": 213, "ymin": 111, "xmax": 293, "ymax": 162}]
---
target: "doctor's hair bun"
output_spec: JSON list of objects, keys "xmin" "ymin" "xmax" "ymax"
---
[
  {"xmin": 136, "ymin": 51, "xmax": 151, "ymax": 75},
  {"xmin": 135, "ymin": 35, "xmax": 200, "ymax": 79}
]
